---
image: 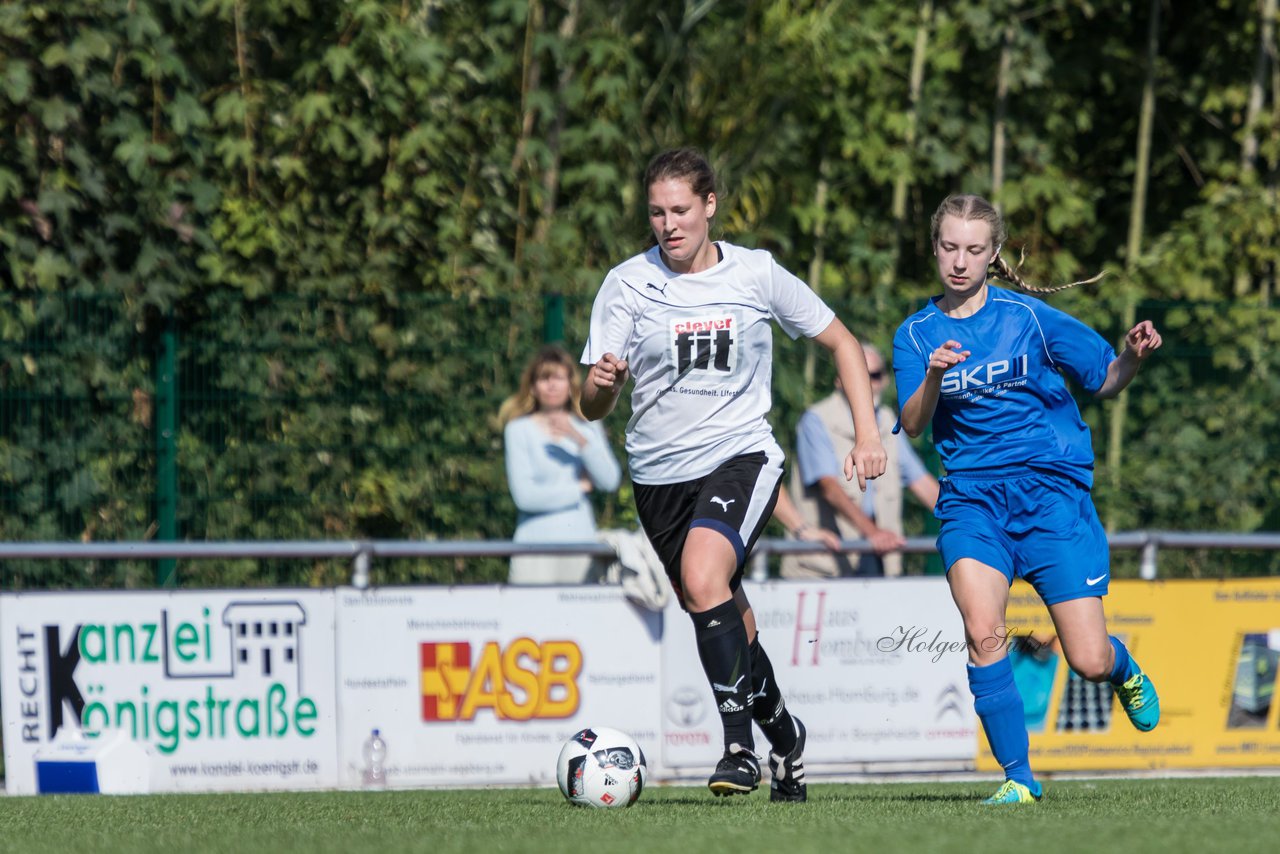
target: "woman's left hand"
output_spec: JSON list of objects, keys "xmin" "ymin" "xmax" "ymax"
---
[
  {"xmin": 844, "ymin": 439, "xmax": 888, "ymax": 492},
  {"xmin": 1125, "ymin": 320, "xmax": 1163, "ymax": 361}
]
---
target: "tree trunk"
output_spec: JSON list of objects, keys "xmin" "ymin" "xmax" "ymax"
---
[
  {"xmin": 1270, "ymin": 0, "xmax": 1280, "ymax": 306},
  {"xmin": 1242, "ymin": 0, "xmax": 1277, "ymax": 174},
  {"xmin": 804, "ymin": 156, "xmax": 831, "ymax": 399},
  {"xmin": 891, "ymin": 0, "xmax": 931, "ymax": 225},
  {"xmin": 511, "ymin": 0, "xmax": 545, "ymax": 287},
  {"xmin": 533, "ymin": 0, "xmax": 580, "ymax": 247},
  {"xmin": 992, "ymin": 22, "xmax": 1015, "ymax": 204},
  {"xmin": 1107, "ymin": 0, "xmax": 1160, "ymax": 530},
  {"xmin": 1233, "ymin": 0, "xmax": 1274, "ymax": 297},
  {"xmin": 233, "ymin": 0, "xmax": 256, "ymax": 191},
  {"xmin": 1238, "ymin": 0, "xmax": 1277, "ymax": 296},
  {"xmin": 882, "ymin": 0, "xmax": 933, "ymax": 306}
]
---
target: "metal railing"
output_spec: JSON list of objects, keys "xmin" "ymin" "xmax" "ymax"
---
[
  {"xmin": 756, "ymin": 531, "xmax": 1280, "ymax": 582},
  {"xmin": 2, "ymin": 531, "xmax": 1279, "ymax": 588}
]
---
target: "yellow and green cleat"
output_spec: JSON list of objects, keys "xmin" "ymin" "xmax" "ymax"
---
[
  {"xmin": 1115, "ymin": 671, "xmax": 1161, "ymax": 732},
  {"xmin": 982, "ymin": 779, "xmax": 1043, "ymax": 805}
]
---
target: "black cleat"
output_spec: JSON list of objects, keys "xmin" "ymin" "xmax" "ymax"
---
[
  {"xmin": 707, "ymin": 744, "xmax": 761, "ymax": 796},
  {"xmin": 768, "ymin": 716, "xmax": 807, "ymax": 802}
]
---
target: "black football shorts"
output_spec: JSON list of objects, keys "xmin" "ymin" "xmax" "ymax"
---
[{"xmin": 632, "ymin": 449, "xmax": 783, "ymax": 605}]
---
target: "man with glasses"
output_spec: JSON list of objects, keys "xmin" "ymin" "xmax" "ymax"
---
[{"xmin": 782, "ymin": 344, "xmax": 940, "ymax": 578}]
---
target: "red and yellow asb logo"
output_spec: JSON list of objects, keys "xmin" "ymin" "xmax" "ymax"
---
[{"xmin": 420, "ymin": 639, "xmax": 582, "ymax": 721}]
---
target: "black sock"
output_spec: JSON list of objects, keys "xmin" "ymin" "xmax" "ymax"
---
[
  {"xmin": 690, "ymin": 598, "xmax": 754, "ymax": 751},
  {"xmin": 749, "ymin": 636, "xmax": 797, "ymax": 755}
]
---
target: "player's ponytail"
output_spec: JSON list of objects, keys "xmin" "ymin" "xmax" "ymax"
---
[
  {"xmin": 991, "ymin": 247, "xmax": 1106, "ymax": 294},
  {"xmin": 932, "ymin": 194, "xmax": 1105, "ymax": 294}
]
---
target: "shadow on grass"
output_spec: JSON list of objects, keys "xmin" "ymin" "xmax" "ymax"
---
[
  {"xmin": 640, "ymin": 794, "xmax": 760, "ymax": 806},
  {"xmin": 815, "ymin": 791, "xmax": 979, "ymax": 804},
  {"xmin": 642, "ymin": 790, "xmax": 982, "ymax": 806}
]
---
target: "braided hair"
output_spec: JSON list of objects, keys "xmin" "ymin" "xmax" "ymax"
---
[{"xmin": 930, "ymin": 194, "xmax": 1104, "ymax": 294}]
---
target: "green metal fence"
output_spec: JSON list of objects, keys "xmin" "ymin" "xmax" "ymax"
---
[{"xmin": 2, "ymin": 291, "xmax": 1277, "ymax": 587}]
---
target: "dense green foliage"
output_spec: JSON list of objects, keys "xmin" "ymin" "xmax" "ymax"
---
[
  {"xmin": 2, "ymin": 1, "xmax": 1278, "ymax": 586},
  {"xmin": 0, "ymin": 778, "xmax": 1278, "ymax": 854}
]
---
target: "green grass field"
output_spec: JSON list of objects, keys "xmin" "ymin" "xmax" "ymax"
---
[{"xmin": 1, "ymin": 777, "xmax": 1277, "ymax": 854}]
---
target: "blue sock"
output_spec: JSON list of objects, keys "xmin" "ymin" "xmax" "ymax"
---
[
  {"xmin": 1108, "ymin": 636, "xmax": 1138, "ymax": 685},
  {"xmin": 968, "ymin": 658, "xmax": 1034, "ymax": 787}
]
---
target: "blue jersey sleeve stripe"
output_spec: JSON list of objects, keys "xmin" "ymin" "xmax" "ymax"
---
[
  {"xmin": 905, "ymin": 317, "xmax": 931, "ymax": 355},
  {"xmin": 991, "ymin": 298, "xmax": 1054, "ymax": 368}
]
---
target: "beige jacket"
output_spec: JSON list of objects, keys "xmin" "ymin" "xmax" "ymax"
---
[{"xmin": 781, "ymin": 393, "xmax": 904, "ymax": 578}]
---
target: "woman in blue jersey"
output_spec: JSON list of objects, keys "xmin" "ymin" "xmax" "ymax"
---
[
  {"xmin": 894, "ymin": 194, "xmax": 1162, "ymax": 806},
  {"xmin": 582, "ymin": 148, "xmax": 887, "ymax": 801}
]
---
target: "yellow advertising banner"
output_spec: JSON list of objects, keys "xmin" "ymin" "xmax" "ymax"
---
[{"xmin": 976, "ymin": 578, "xmax": 1280, "ymax": 771}]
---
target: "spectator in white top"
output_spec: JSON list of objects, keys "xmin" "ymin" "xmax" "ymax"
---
[{"xmin": 500, "ymin": 345, "xmax": 621, "ymax": 584}]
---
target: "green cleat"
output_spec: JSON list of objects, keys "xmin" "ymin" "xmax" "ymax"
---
[
  {"xmin": 1115, "ymin": 671, "xmax": 1160, "ymax": 732},
  {"xmin": 982, "ymin": 779, "xmax": 1043, "ymax": 805}
]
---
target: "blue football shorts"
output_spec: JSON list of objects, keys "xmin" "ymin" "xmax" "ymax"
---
[{"xmin": 934, "ymin": 467, "xmax": 1110, "ymax": 605}]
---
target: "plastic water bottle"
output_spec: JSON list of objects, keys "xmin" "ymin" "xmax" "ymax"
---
[{"xmin": 362, "ymin": 728, "xmax": 387, "ymax": 787}]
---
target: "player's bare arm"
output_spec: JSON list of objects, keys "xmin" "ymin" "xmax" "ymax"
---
[
  {"xmin": 900, "ymin": 339, "xmax": 970, "ymax": 438},
  {"xmin": 811, "ymin": 318, "xmax": 886, "ymax": 490},
  {"xmin": 1094, "ymin": 321, "xmax": 1163, "ymax": 400}
]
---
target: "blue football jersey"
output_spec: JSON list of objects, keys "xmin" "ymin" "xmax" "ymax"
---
[{"xmin": 892, "ymin": 286, "xmax": 1115, "ymax": 486}]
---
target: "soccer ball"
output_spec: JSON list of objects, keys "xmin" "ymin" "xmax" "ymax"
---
[{"xmin": 555, "ymin": 727, "xmax": 647, "ymax": 809}]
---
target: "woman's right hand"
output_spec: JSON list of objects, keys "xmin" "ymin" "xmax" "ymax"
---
[
  {"xmin": 928, "ymin": 340, "xmax": 970, "ymax": 376},
  {"xmin": 582, "ymin": 352, "xmax": 629, "ymax": 420},
  {"xmin": 588, "ymin": 352, "xmax": 630, "ymax": 391}
]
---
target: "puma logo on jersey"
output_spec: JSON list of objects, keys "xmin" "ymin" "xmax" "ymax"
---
[
  {"xmin": 645, "ymin": 282, "xmax": 668, "ymax": 296},
  {"xmin": 711, "ymin": 496, "xmax": 735, "ymax": 512}
]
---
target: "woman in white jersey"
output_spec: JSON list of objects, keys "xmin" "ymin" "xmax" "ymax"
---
[{"xmin": 581, "ymin": 148, "xmax": 887, "ymax": 801}]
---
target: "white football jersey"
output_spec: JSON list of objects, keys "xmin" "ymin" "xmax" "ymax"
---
[{"xmin": 582, "ymin": 242, "xmax": 835, "ymax": 484}]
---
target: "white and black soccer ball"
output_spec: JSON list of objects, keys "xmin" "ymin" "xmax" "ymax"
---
[{"xmin": 555, "ymin": 726, "xmax": 647, "ymax": 809}]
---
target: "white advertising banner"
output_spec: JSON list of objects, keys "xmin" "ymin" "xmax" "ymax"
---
[
  {"xmin": 0, "ymin": 589, "xmax": 339, "ymax": 794},
  {"xmin": 660, "ymin": 578, "xmax": 975, "ymax": 767},
  {"xmin": 334, "ymin": 585, "xmax": 662, "ymax": 788}
]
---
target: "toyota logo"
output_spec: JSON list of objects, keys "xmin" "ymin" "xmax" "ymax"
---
[{"xmin": 666, "ymin": 685, "xmax": 708, "ymax": 728}]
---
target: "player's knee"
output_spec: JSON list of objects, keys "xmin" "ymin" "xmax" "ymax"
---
[
  {"xmin": 962, "ymin": 620, "xmax": 1009, "ymax": 664},
  {"xmin": 679, "ymin": 550, "xmax": 735, "ymax": 611},
  {"xmin": 1066, "ymin": 648, "xmax": 1111, "ymax": 682},
  {"xmin": 680, "ymin": 574, "xmax": 727, "ymax": 612}
]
